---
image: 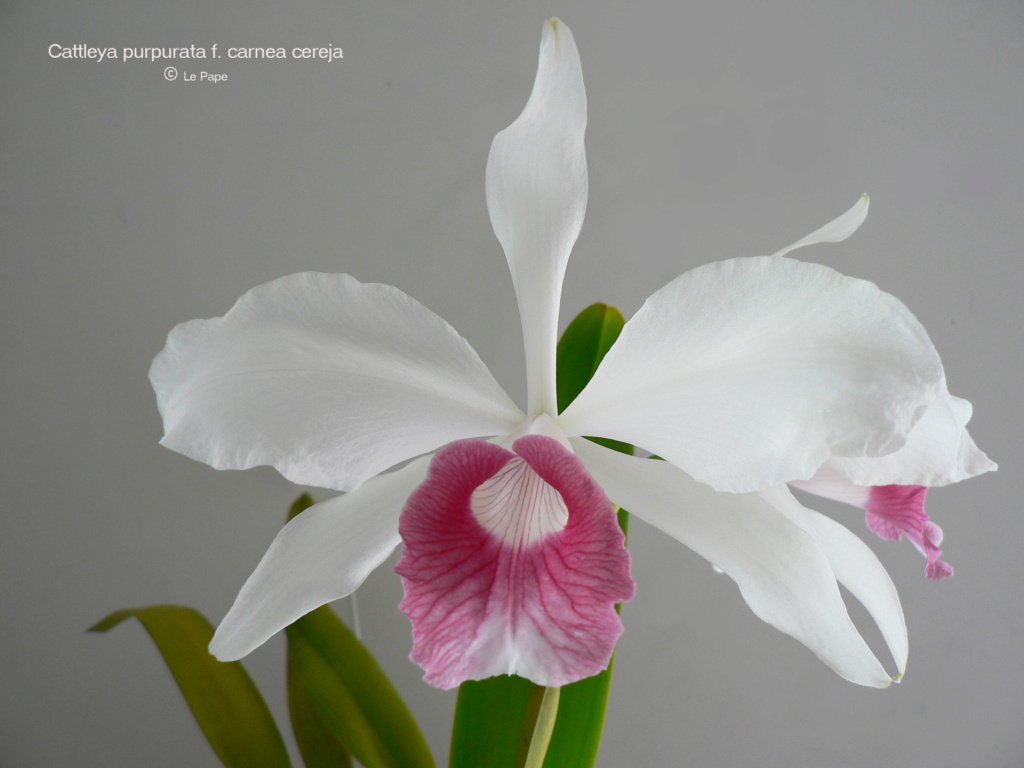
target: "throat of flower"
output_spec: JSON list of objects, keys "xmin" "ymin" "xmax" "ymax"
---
[{"xmin": 470, "ymin": 456, "xmax": 569, "ymax": 546}]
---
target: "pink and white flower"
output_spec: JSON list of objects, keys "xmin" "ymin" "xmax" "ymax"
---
[{"xmin": 150, "ymin": 19, "xmax": 994, "ymax": 690}]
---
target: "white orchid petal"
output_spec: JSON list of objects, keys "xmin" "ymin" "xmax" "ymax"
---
[
  {"xmin": 823, "ymin": 388, "xmax": 996, "ymax": 487},
  {"xmin": 770, "ymin": 194, "xmax": 870, "ymax": 258},
  {"xmin": 760, "ymin": 486, "xmax": 907, "ymax": 678},
  {"xmin": 790, "ymin": 466, "xmax": 871, "ymax": 507},
  {"xmin": 210, "ymin": 456, "xmax": 431, "ymax": 661},
  {"xmin": 151, "ymin": 272, "xmax": 523, "ymax": 492},
  {"xmin": 486, "ymin": 18, "xmax": 587, "ymax": 416},
  {"xmin": 560, "ymin": 257, "xmax": 944, "ymax": 493},
  {"xmin": 572, "ymin": 439, "xmax": 894, "ymax": 688}
]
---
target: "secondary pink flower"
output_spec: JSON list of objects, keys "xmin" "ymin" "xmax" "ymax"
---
[
  {"xmin": 150, "ymin": 19, "xmax": 994, "ymax": 690},
  {"xmin": 866, "ymin": 485, "xmax": 952, "ymax": 580}
]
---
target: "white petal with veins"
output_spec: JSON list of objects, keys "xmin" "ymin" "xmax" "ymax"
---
[
  {"xmin": 210, "ymin": 456, "xmax": 432, "ymax": 661},
  {"xmin": 471, "ymin": 456, "xmax": 569, "ymax": 545},
  {"xmin": 561, "ymin": 256, "xmax": 944, "ymax": 493},
  {"xmin": 151, "ymin": 272, "xmax": 523, "ymax": 492},
  {"xmin": 573, "ymin": 439, "xmax": 896, "ymax": 687},
  {"xmin": 487, "ymin": 19, "xmax": 588, "ymax": 417}
]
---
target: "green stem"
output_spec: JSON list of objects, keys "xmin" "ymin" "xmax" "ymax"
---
[{"xmin": 520, "ymin": 686, "xmax": 560, "ymax": 768}]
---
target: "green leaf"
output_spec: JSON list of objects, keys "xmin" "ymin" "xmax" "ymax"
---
[
  {"xmin": 286, "ymin": 492, "xmax": 316, "ymax": 522},
  {"xmin": 286, "ymin": 605, "xmax": 435, "ymax": 768},
  {"xmin": 556, "ymin": 302, "xmax": 625, "ymax": 413},
  {"xmin": 286, "ymin": 492, "xmax": 354, "ymax": 766},
  {"xmin": 450, "ymin": 303, "xmax": 634, "ymax": 768},
  {"xmin": 89, "ymin": 605, "xmax": 290, "ymax": 768},
  {"xmin": 449, "ymin": 676, "xmax": 535, "ymax": 768},
  {"xmin": 288, "ymin": 645, "xmax": 354, "ymax": 768},
  {"xmin": 284, "ymin": 493, "xmax": 433, "ymax": 768}
]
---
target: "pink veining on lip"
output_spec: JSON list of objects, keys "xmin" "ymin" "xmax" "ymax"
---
[
  {"xmin": 395, "ymin": 434, "xmax": 635, "ymax": 689},
  {"xmin": 865, "ymin": 485, "xmax": 952, "ymax": 580}
]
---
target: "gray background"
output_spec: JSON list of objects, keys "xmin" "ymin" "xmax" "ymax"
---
[{"xmin": 2, "ymin": 1, "xmax": 1021, "ymax": 766}]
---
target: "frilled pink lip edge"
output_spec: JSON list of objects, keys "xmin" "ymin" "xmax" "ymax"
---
[
  {"xmin": 866, "ymin": 485, "xmax": 952, "ymax": 580},
  {"xmin": 395, "ymin": 435, "xmax": 636, "ymax": 689}
]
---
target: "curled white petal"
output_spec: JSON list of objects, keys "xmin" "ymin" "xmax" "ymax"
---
[
  {"xmin": 150, "ymin": 272, "xmax": 523, "ymax": 492},
  {"xmin": 210, "ymin": 456, "xmax": 431, "ymax": 661},
  {"xmin": 487, "ymin": 18, "xmax": 587, "ymax": 416},
  {"xmin": 560, "ymin": 257, "xmax": 944, "ymax": 493},
  {"xmin": 821, "ymin": 387, "xmax": 996, "ymax": 487},
  {"xmin": 770, "ymin": 194, "xmax": 870, "ymax": 258},
  {"xmin": 572, "ymin": 439, "xmax": 895, "ymax": 687}
]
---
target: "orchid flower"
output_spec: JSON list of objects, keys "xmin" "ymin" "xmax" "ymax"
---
[{"xmin": 150, "ymin": 19, "xmax": 994, "ymax": 691}]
